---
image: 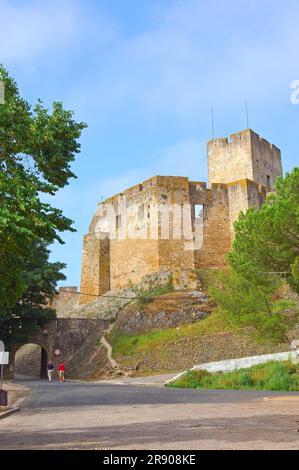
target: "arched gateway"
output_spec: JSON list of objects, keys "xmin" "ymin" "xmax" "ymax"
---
[
  {"xmin": 5, "ymin": 318, "xmax": 110, "ymax": 379},
  {"xmin": 13, "ymin": 342, "xmax": 49, "ymax": 379}
]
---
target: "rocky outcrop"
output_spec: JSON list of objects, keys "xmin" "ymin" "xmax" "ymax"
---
[
  {"xmin": 114, "ymin": 291, "xmax": 212, "ymax": 335},
  {"xmin": 53, "ymin": 272, "xmax": 185, "ymax": 319}
]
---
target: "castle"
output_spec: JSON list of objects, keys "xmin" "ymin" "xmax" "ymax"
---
[{"xmin": 79, "ymin": 128, "xmax": 282, "ymax": 304}]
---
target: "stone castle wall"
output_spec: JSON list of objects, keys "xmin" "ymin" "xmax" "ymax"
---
[
  {"xmin": 250, "ymin": 131, "xmax": 282, "ymax": 191},
  {"xmin": 208, "ymin": 131, "xmax": 254, "ymax": 185},
  {"xmin": 79, "ymin": 235, "xmax": 110, "ymax": 304},
  {"xmin": 208, "ymin": 129, "xmax": 281, "ymax": 192},
  {"xmin": 189, "ymin": 181, "xmax": 231, "ymax": 269},
  {"xmin": 226, "ymin": 179, "xmax": 266, "ymax": 238},
  {"xmin": 79, "ymin": 129, "xmax": 283, "ymax": 304}
]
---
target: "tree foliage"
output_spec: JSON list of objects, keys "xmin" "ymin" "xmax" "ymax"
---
[
  {"xmin": 209, "ymin": 168, "xmax": 299, "ymax": 343},
  {"xmin": 229, "ymin": 168, "xmax": 299, "ymax": 294},
  {"xmin": 208, "ymin": 269, "xmax": 289, "ymax": 343},
  {"xmin": 0, "ymin": 242, "xmax": 66, "ymax": 346},
  {"xmin": 0, "ymin": 65, "xmax": 87, "ymax": 311}
]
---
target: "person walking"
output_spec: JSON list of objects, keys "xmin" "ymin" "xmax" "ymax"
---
[
  {"xmin": 58, "ymin": 361, "xmax": 65, "ymax": 382},
  {"xmin": 47, "ymin": 360, "xmax": 54, "ymax": 383}
]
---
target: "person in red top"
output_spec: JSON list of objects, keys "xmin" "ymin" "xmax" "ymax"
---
[{"xmin": 58, "ymin": 361, "xmax": 65, "ymax": 382}]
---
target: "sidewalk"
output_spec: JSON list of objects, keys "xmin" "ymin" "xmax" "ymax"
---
[{"xmin": 0, "ymin": 382, "xmax": 30, "ymax": 419}]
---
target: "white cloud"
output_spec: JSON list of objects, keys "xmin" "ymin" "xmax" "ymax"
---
[
  {"xmin": 2, "ymin": 0, "xmax": 298, "ymax": 123},
  {"xmin": 0, "ymin": 0, "xmax": 80, "ymax": 61},
  {"xmin": 0, "ymin": 0, "xmax": 117, "ymax": 65},
  {"xmin": 66, "ymin": 0, "xmax": 299, "ymax": 124}
]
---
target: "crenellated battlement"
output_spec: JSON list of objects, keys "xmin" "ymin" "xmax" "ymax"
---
[{"xmin": 208, "ymin": 128, "xmax": 282, "ymax": 191}]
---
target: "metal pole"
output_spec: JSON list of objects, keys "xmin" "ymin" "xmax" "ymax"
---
[
  {"xmin": 0, "ymin": 363, "xmax": 3, "ymax": 390},
  {"xmin": 0, "ymin": 341, "xmax": 5, "ymax": 391},
  {"xmin": 211, "ymin": 107, "xmax": 215, "ymax": 139},
  {"xmin": 245, "ymin": 100, "xmax": 249, "ymax": 128}
]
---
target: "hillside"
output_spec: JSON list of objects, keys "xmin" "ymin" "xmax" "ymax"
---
[
  {"xmin": 108, "ymin": 296, "xmax": 299, "ymax": 376},
  {"xmin": 16, "ymin": 272, "xmax": 299, "ymax": 380}
]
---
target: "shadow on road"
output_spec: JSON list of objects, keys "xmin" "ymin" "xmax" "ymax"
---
[{"xmin": 0, "ymin": 413, "xmax": 298, "ymax": 450}]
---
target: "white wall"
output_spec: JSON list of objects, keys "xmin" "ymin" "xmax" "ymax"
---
[{"xmin": 168, "ymin": 349, "xmax": 299, "ymax": 384}]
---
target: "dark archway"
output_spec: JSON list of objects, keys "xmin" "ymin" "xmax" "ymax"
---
[
  {"xmin": 14, "ymin": 343, "xmax": 48, "ymax": 379},
  {"xmin": 4, "ymin": 318, "xmax": 111, "ymax": 380}
]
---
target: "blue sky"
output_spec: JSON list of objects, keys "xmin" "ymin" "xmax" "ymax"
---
[{"xmin": 1, "ymin": 0, "xmax": 299, "ymax": 286}]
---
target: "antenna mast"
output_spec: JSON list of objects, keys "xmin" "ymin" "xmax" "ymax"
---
[
  {"xmin": 245, "ymin": 100, "xmax": 249, "ymax": 128},
  {"xmin": 211, "ymin": 107, "xmax": 215, "ymax": 139}
]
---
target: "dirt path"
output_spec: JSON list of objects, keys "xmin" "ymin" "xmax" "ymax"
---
[{"xmin": 100, "ymin": 335, "xmax": 118, "ymax": 370}]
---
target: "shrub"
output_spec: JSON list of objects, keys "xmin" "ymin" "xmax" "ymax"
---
[
  {"xmin": 168, "ymin": 369, "xmax": 211, "ymax": 389},
  {"xmin": 263, "ymin": 363, "xmax": 292, "ymax": 391},
  {"xmin": 170, "ymin": 361, "xmax": 299, "ymax": 391},
  {"xmin": 238, "ymin": 371, "xmax": 253, "ymax": 387}
]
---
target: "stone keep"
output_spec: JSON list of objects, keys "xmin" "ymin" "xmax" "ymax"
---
[
  {"xmin": 208, "ymin": 128, "xmax": 282, "ymax": 191},
  {"xmin": 79, "ymin": 129, "xmax": 283, "ymax": 304}
]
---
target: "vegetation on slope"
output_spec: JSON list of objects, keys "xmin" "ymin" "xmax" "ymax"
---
[
  {"xmin": 168, "ymin": 361, "xmax": 299, "ymax": 391},
  {"xmin": 111, "ymin": 311, "xmax": 232, "ymax": 357},
  {"xmin": 109, "ymin": 304, "xmax": 298, "ymax": 375},
  {"xmin": 134, "ymin": 273, "xmax": 174, "ymax": 308},
  {"xmin": 208, "ymin": 168, "xmax": 299, "ymax": 343}
]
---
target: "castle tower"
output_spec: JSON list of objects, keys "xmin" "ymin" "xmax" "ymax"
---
[
  {"xmin": 208, "ymin": 129, "xmax": 283, "ymax": 239},
  {"xmin": 207, "ymin": 129, "xmax": 282, "ymax": 191}
]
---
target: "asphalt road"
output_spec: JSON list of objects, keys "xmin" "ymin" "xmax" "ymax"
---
[
  {"xmin": 20, "ymin": 378, "xmax": 285, "ymax": 408},
  {"xmin": 1, "ymin": 378, "xmax": 299, "ymax": 450}
]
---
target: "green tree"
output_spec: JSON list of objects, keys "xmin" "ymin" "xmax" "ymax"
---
[
  {"xmin": 0, "ymin": 242, "xmax": 66, "ymax": 346},
  {"xmin": 229, "ymin": 168, "xmax": 299, "ymax": 294},
  {"xmin": 0, "ymin": 65, "xmax": 86, "ymax": 309},
  {"xmin": 208, "ymin": 269, "xmax": 287, "ymax": 343},
  {"xmin": 209, "ymin": 168, "xmax": 299, "ymax": 343}
]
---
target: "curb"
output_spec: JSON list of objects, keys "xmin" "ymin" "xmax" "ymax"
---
[
  {"xmin": 0, "ymin": 407, "xmax": 20, "ymax": 420},
  {"xmin": 0, "ymin": 383, "xmax": 31, "ymax": 420}
]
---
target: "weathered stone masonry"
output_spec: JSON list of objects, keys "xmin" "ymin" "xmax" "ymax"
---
[
  {"xmin": 6, "ymin": 318, "xmax": 110, "ymax": 379},
  {"xmin": 79, "ymin": 129, "xmax": 282, "ymax": 304}
]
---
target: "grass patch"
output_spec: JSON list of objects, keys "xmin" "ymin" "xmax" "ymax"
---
[
  {"xmin": 110, "ymin": 311, "xmax": 233, "ymax": 357},
  {"xmin": 135, "ymin": 274, "xmax": 174, "ymax": 308},
  {"xmin": 168, "ymin": 361, "xmax": 299, "ymax": 391}
]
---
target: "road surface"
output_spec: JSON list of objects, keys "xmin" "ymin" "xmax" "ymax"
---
[{"xmin": 0, "ymin": 378, "xmax": 299, "ymax": 450}]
